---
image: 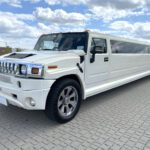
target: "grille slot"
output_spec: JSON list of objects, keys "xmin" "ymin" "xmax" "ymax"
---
[{"xmin": 0, "ymin": 61, "xmax": 19, "ymax": 75}]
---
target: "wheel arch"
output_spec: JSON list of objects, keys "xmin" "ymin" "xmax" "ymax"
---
[{"xmin": 48, "ymin": 74, "xmax": 85, "ymax": 100}]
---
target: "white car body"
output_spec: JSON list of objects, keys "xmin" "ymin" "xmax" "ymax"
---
[{"xmin": 0, "ymin": 31, "xmax": 150, "ymax": 110}]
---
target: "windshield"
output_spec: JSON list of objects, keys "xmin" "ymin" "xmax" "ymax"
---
[{"xmin": 34, "ymin": 33, "xmax": 88, "ymax": 52}]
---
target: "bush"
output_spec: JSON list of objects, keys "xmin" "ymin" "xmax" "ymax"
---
[{"xmin": 0, "ymin": 47, "xmax": 12, "ymax": 56}]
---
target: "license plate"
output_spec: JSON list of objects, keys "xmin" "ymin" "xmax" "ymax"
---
[{"xmin": 0, "ymin": 96, "xmax": 8, "ymax": 106}]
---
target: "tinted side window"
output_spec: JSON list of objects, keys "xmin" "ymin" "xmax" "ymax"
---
[
  {"xmin": 91, "ymin": 38, "xmax": 107, "ymax": 53},
  {"xmin": 111, "ymin": 40, "xmax": 150, "ymax": 54}
]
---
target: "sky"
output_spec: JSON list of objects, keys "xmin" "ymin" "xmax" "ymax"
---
[{"xmin": 0, "ymin": 0, "xmax": 150, "ymax": 49}]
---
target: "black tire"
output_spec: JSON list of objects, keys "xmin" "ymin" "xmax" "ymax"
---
[{"xmin": 45, "ymin": 78, "xmax": 82, "ymax": 123}]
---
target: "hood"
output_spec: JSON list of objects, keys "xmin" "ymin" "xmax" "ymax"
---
[{"xmin": 1, "ymin": 50, "xmax": 85, "ymax": 64}]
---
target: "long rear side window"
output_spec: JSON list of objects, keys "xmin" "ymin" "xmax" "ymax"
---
[{"xmin": 111, "ymin": 40, "xmax": 150, "ymax": 54}]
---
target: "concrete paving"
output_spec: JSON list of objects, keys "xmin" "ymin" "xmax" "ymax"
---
[{"xmin": 0, "ymin": 77, "xmax": 150, "ymax": 150}]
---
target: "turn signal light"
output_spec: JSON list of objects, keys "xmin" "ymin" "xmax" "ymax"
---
[{"xmin": 31, "ymin": 68, "xmax": 39, "ymax": 74}]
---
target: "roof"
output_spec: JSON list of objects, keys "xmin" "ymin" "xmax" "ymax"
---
[{"xmin": 87, "ymin": 30, "xmax": 150, "ymax": 46}]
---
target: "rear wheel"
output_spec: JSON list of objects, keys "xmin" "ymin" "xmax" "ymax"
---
[{"xmin": 45, "ymin": 79, "xmax": 82, "ymax": 123}]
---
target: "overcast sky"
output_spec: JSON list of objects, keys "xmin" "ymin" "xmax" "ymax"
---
[{"xmin": 0, "ymin": 0, "xmax": 150, "ymax": 49}]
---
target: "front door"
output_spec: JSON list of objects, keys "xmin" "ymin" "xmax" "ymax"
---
[{"xmin": 85, "ymin": 35, "xmax": 110, "ymax": 86}]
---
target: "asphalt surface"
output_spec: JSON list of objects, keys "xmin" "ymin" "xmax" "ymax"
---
[{"xmin": 0, "ymin": 77, "xmax": 150, "ymax": 150}]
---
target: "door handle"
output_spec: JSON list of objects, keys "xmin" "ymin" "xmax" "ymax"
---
[{"xmin": 104, "ymin": 57, "xmax": 109, "ymax": 62}]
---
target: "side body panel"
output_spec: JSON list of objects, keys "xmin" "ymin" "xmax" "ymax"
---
[{"xmin": 84, "ymin": 32, "xmax": 150, "ymax": 98}]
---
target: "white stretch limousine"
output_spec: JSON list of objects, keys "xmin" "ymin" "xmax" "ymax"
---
[{"xmin": 0, "ymin": 31, "xmax": 150, "ymax": 123}]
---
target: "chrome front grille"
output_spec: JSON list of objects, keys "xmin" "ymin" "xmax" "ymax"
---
[{"xmin": 0, "ymin": 60, "xmax": 19, "ymax": 75}]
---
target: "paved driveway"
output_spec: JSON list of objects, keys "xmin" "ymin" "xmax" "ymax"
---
[{"xmin": 0, "ymin": 77, "xmax": 150, "ymax": 150}]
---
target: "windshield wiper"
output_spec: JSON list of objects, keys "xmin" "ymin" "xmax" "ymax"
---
[
  {"xmin": 42, "ymin": 47, "xmax": 59, "ymax": 51},
  {"xmin": 42, "ymin": 49, "xmax": 52, "ymax": 51}
]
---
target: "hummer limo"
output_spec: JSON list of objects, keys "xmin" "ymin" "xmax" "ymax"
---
[{"xmin": 0, "ymin": 31, "xmax": 150, "ymax": 123}]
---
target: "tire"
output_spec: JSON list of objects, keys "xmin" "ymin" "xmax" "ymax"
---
[{"xmin": 45, "ymin": 78, "xmax": 82, "ymax": 123}]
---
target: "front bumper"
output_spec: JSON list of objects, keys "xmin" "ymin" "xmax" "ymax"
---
[{"xmin": 0, "ymin": 74, "xmax": 55, "ymax": 110}]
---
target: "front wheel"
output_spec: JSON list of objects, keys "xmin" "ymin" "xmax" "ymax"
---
[{"xmin": 45, "ymin": 79, "xmax": 82, "ymax": 123}]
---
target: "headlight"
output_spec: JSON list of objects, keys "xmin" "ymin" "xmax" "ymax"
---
[
  {"xmin": 28, "ymin": 64, "xmax": 44, "ymax": 77},
  {"xmin": 20, "ymin": 65, "xmax": 27, "ymax": 75},
  {"xmin": 16, "ymin": 63, "xmax": 44, "ymax": 78}
]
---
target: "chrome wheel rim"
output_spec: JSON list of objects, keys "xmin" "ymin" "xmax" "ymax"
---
[{"xmin": 57, "ymin": 86, "xmax": 78, "ymax": 117}]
